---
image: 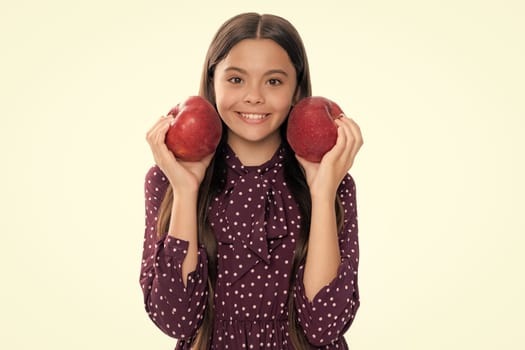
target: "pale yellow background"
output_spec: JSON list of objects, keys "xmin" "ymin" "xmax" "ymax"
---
[{"xmin": 1, "ymin": 0, "xmax": 524, "ymax": 349}]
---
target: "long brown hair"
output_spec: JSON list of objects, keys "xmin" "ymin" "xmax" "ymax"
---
[{"xmin": 157, "ymin": 13, "xmax": 343, "ymax": 349}]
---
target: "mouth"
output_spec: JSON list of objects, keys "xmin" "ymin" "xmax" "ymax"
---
[{"xmin": 237, "ymin": 112, "xmax": 270, "ymax": 122}]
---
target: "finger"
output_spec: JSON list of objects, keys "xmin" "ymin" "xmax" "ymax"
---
[
  {"xmin": 342, "ymin": 117, "xmax": 363, "ymax": 145},
  {"xmin": 146, "ymin": 115, "xmax": 172, "ymax": 145},
  {"xmin": 329, "ymin": 119, "xmax": 348, "ymax": 157},
  {"xmin": 340, "ymin": 117, "xmax": 363, "ymax": 168},
  {"xmin": 318, "ymin": 121, "xmax": 349, "ymax": 168},
  {"xmin": 295, "ymin": 154, "xmax": 316, "ymax": 173},
  {"xmin": 151, "ymin": 116, "xmax": 174, "ymax": 149},
  {"xmin": 148, "ymin": 115, "xmax": 171, "ymax": 134},
  {"xmin": 178, "ymin": 152, "xmax": 215, "ymax": 173},
  {"xmin": 200, "ymin": 152, "xmax": 215, "ymax": 167},
  {"xmin": 147, "ymin": 118, "xmax": 177, "ymax": 166},
  {"xmin": 186, "ymin": 153, "xmax": 215, "ymax": 180},
  {"xmin": 339, "ymin": 118, "xmax": 356, "ymax": 149},
  {"xmin": 344, "ymin": 117, "xmax": 363, "ymax": 158},
  {"xmin": 145, "ymin": 116, "xmax": 163, "ymax": 142},
  {"xmin": 334, "ymin": 119, "xmax": 355, "ymax": 170},
  {"xmin": 294, "ymin": 154, "xmax": 308, "ymax": 169},
  {"xmin": 330, "ymin": 118, "xmax": 353, "ymax": 168},
  {"xmin": 154, "ymin": 120, "xmax": 170, "ymax": 147}
]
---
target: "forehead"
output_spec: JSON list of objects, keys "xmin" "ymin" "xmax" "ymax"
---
[{"xmin": 218, "ymin": 39, "xmax": 296, "ymax": 75}]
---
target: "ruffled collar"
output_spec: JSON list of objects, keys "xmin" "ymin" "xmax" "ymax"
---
[
  {"xmin": 209, "ymin": 144, "xmax": 290, "ymax": 284},
  {"xmin": 222, "ymin": 143, "xmax": 285, "ymax": 176}
]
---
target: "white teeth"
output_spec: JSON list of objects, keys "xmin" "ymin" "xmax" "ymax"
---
[{"xmin": 240, "ymin": 113, "xmax": 267, "ymax": 120}]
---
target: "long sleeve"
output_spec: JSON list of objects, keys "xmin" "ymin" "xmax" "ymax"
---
[
  {"xmin": 294, "ymin": 174, "xmax": 360, "ymax": 347},
  {"xmin": 139, "ymin": 165, "xmax": 209, "ymax": 342}
]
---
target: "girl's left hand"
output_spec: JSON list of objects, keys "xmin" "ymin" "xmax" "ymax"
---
[{"xmin": 296, "ymin": 116, "xmax": 363, "ymax": 199}]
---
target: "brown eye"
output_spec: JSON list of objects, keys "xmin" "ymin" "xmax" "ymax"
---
[
  {"xmin": 228, "ymin": 77, "xmax": 243, "ymax": 84},
  {"xmin": 267, "ymin": 78, "xmax": 282, "ymax": 86}
]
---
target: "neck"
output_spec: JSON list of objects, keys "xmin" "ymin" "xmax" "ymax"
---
[{"xmin": 227, "ymin": 134, "xmax": 281, "ymax": 166}]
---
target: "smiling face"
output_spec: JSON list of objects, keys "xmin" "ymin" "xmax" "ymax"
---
[{"xmin": 213, "ymin": 39, "xmax": 298, "ymax": 157}]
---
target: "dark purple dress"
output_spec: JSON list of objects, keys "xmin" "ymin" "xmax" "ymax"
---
[{"xmin": 140, "ymin": 145, "xmax": 360, "ymax": 349}]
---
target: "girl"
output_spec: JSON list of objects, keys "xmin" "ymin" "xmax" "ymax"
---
[{"xmin": 141, "ymin": 12, "xmax": 363, "ymax": 350}]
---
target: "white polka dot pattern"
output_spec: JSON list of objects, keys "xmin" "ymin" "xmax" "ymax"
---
[
  {"xmin": 139, "ymin": 145, "xmax": 360, "ymax": 349},
  {"xmin": 140, "ymin": 166, "xmax": 209, "ymax": 344}
]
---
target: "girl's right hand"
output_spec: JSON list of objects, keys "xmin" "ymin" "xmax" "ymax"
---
[{"xmin": 146, "ymin": 115, "xmax": 214, "ymax": 194}]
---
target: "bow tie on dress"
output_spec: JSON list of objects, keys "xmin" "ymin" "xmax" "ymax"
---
[{"xmin": 209, "ymin": 146, "xmax": 290, "ymax": 284}]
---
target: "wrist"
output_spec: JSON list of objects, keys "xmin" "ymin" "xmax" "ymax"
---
[
  {"xmin": 172, "ymin": 189, "xmax": 199, "ymax": 205},
  {"xmin": 310, "ymin": 190, "xmax": 336, "ymax": 205}
]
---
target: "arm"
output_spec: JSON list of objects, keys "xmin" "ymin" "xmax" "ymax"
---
[
  {"xmin": 140, "ymin": 115, "xmax": 214, "ymax": 341},
  {"xmin": 295, "ymin": 117, "xmax": 363, "ymax": 345},
  {"xmin": 145, "ymin": 113, "xmax": 213, "ymax": 286},
  {"xmin": 299, "ymin": 117, "xmax": 362, "ymax": 299},
  {"xmin": 139, "ymin": 166, "xmax": 208, "ymax": 341},
  {"xmin": 294, "ymin": 175, "xmax": 360, "ymax": 346},
  {"xmin": 303, "ymin": 188, "xmax": 341, "ymax": 300},
  {"xmin": 168, "ymin": 177, "xmax": 199, "ymax": 287}
]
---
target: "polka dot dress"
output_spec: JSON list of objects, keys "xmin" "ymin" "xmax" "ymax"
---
[{"xmin": 140, "ymin": 145, "xmax": 360, "ymax": 349}]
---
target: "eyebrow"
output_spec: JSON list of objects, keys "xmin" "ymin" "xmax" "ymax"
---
[{"xmin": 223, "ymin": 66, "xmax": 289, "ymax": 77}]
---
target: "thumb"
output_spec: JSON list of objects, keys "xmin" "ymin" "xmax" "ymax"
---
[{"xmin": 295, "ymin": 154, "xmax": 319, "ymax": 175}]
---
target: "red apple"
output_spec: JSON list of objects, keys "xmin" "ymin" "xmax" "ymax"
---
[
  {"xmin": 286, "ymin": 96, "xmax": 344, "ymax": 162},
  {"xmin": 165, "ymin": 96, "xmax": 222, "ymax": 161}
]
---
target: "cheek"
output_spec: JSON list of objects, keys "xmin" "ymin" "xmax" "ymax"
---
[
  {"xmin": 216, "ymin": 96, "xmax": 234, "ymax": 120},
  {"xmin": 274, "ymin": 91, "xmax": 295, "ymax": 112},
  {"xmin": 213, "ymin": 84, "xmax": 228, "ymax": 111},
  {"xmin": 278, "ymin": 83, "xmax": 297, "ymax": 105},
  {"xmin": 214, "ymin": 82, "xmax": 236, "ymax": 105}
]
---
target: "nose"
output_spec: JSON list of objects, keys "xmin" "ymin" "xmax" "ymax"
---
[{"xmin": 243, "ymin": 83, "xmax": 264, "ymax": 104}]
